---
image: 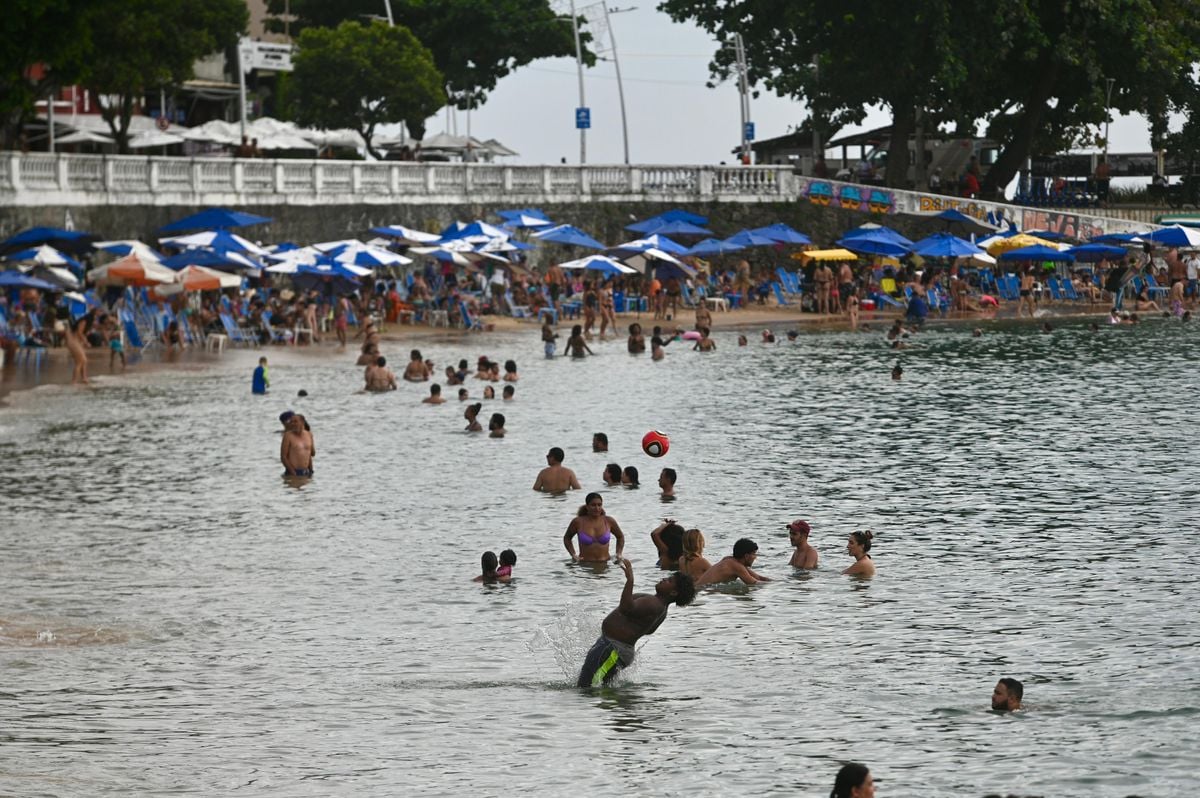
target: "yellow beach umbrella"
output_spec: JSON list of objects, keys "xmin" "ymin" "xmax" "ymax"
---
[
  {"xmin": 792, "ymin": 248, "xmax": 859, "ymax": 261},
  {"xmin": 984, "ymin": 233, "xmax": 1056, "ymax": 255}
]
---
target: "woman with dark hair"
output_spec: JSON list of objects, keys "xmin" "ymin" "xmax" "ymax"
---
[
  {"xmin": 464, "ymin": 402, "xmax": 483, "ymax": 432},
  {"xmin": 627, "ymin": 322, "xmax": 645, "ymax": 354},
  {"xmin": 650, "ymin": 520, "xmax": 685, "ymax": 569},
  {"xmin": 563, "ymin": 492, "xmax": 625, "ymax": 562},
  {"xmin": 843, "ymin": 530, "xmax": 876, "ymax": 577},
  {"xmin": 622, "ymin": 465, "xmax": 639, "ymax": 488},
  {"xmin": 602, "ymin": 463, "xmax": 623, "ymax": 485},
  {"xmin": 473, "ymin": 551, "xmax": 500, "ymax": 582},
  {"xmin": 830, "ymin": 763, "xmax": 874, "ymax": 798}
]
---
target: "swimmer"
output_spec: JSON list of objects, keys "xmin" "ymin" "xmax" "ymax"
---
[
  {"xmin": 444, "ymin": 365, "xmax": 463, "ymax": 385},
  {"xmin": 297, "ymin": 389, "xmax": 308, "ymax": 397},
  {"xmin": 831, "ymin": 762, "xmax": 875, "ymax": 798},
  {"xmin": 622, "ymin": 466, "xmax": 639, "ymax": 488},
  {"xmin": 576, "ymin": 558, "xmax": 695, "ymax": 688},
  {"xmin": 787, "ymin": 519, "xmax": 818, "ymax": 569},
  {"xmin": 679, "ymin": 528, "xmax": 711, "ymax": 580},
  {"xmin": 483, "ymin": 386, "xmax": 495, "ymax": 400},
  {"xmin": 1041, "ymin": 322, "xmax": 1053, "ymax": 333},
  {"xmin": 658, "ymin": 467, "xmax": 676, "ymax": 498},
  {"xmin": 533, "ymin": 447, "xmax": 581, "ymax": 492},
  {"xmin": 278, "ymin": 410, "xmax": 295, "ymax": 432},
  {"xmin": 502, "ymin": 385, "xmax": 514, "ymax": 401},
  {"xmin": 488, "ymin": 412, "xmax": 506, "ymax": 438},
  {"xmin": 503, "ymin": 359, "xmax": 519, "ymax": 381},
  {"xmin": 786, "ymin": 330, "xmax": 798, "ymax": 341},
  {"xmin": 542, "ymin": 320, "xmax": 559, "ymax": 358},
  {"xmin": 563, "ymin": 492, "xmax": 626, "ymax": 562},
  {"xmin": 366, "ymin": 356, "xmax": 398, "ymax": 392},
  {"xmin": 692, "ymin": 326, "xmax": 716, "ymax": 352},
  {"xmin": 592, "ymin": 432, "xmax": 608, "ymax": 453},
  {"xmin": 475, "ymin": 356, "xmax": 491, "ymax": 379},
  {"xmin": 991, "ymin": 677, "xmax": 1024, "ymax": 712},
  {"xmin": 602, "ymin": 463, "xmax": 622, "ymax": 486},
  {"xmin": 1089, "ymin": 322, "xmax": 1099, "ymax": 332},
  {"xmin": 627, "ymin": 323, "xmax": 646, "ymax": 354},
  {"xmin": 458, "ymin": 387, "xmax": 469, "ymax": 401},
  {"xmin": 761, "ymin": 328, "xmax": 775, "ymax": 343},
  {"xmin": 891, "ymin": 363, "xmax": 902, "ymax": 381},
  {"xmin": 1108, "ymin": 308, "xmax": 1121, "ymax": 325},
  {"xmin": 843, "ymin": 530, "xmax": 875, "ymax": 577},
  {"xmin": 464, "ymin": 402, "xmax": 483, "ymax": 432},
  {"xmin": 566, "ymin": 325, "xmax": 593, "ymax": 358},
  {"xmin": 650, "ymin": 520, "xmax": 685, "ymax": 569},
  {"xmin": 403, "ymin": 349, "xmax": 430, "ymax": 382},
  {"xmin": 496, "ymin": 549, "xmax": 517, "ymax": 579},
  {"xmin": 972, "ymin": 328, "xmax": 983, "ymax": 337},
  {"xmin": 356, "ymin": 342, "xmax": 379, "ymax": 366},
  {"xmin": 280, "ymin": 413, "xmax": 314, "ymax": 477},
  {"xmin": 737, "ymin": 334, "xmax": 748, "ymax": 346},
  {"xmin": 252, "ymin": 356, "xmax": 269, "ymax": 395},
  {"xmin": 422, "ymin": 383, "xmax": 445, "ymax": 404},
  {"xmin": 473, "ymin": 551, "xmax": 510, "ymax": 583},
  {"xmin": 695, "ymin": 538, "xmax": 771, "ymax": 586}
]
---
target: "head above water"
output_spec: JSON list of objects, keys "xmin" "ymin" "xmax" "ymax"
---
[
  {"xmin": 480, "ymin": 550, "xmax": 498, "ymax": 577},
  {"xmin": 593, "ymin": 432, "xmax": 608, "ymax": 452},
  {"xmin": 547, "ymin": 447, "xmax": 565, "ymax": 464},
  {"xmin": 660, "ymin": 571, "xmax": 696, "ymax": 607},
  {"xmin": 733, "ymin": 538, "xmax": 758, "ymax": 560},
  {"xmin": 577, "ymin": 492, "xmax": 604, "ymax": 517},
  {"xmin": 499, "ymin": 549, "xmax": 517, "ymax": 567},
  {"xmin": 604, "ymin": 463, "xmax": 622, "ymax": 484},
  {"xmin": 992, "ymin": 677, "xmax": 1024, "ymax": 711},
  {"xmin": 622, "ymin": 465, "xmax": 639, "ymax": 487},
  {"xmin": 659, "ymin": 467, "xmax": 677, "ymax": 487},
  {"xmin": 830, "ymin": 762, "xmax": 873, "ymax": 798}
]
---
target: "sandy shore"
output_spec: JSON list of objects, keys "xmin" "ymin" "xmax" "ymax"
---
[{"xmin": 1, "ymin": 300, "xmax": 1114, "ymax": 402}]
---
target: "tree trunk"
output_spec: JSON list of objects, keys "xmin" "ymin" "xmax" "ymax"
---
[
  {"xmin": 982, "ymin": 59, "xmax": 1060, "ymax": 197},
  {"xmin": 360, "ymin": 127, "xmax": 379, "ymax": 161},
  {"xmin": 884, "ymin": 104, "xmax": 913, "ymax": 188}
]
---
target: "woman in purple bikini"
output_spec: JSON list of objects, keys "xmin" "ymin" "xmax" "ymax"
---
[{"xmin": 563, "ymin": 492, "xmax": 626, "ymax": 563}]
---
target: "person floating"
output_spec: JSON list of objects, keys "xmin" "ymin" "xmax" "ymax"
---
[
  {"xmin": 576, "ymin": 558, "xmax": 695, "ymax": 688},
  {"xmin": 252, "ymin": 356, "xmax": 269, "ymax": 395},
  {"xmin": 991, "ymin": 677, "xmax": 1023, "ymax": 712},
  {"xmin": 695, "ymin": 538, "xmax": 771, "ymax": 586}
]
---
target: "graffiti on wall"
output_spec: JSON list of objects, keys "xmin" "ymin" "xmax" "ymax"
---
[{"xmin": 801, "ymin": 179, "xmax": 896, "ymax": 214}]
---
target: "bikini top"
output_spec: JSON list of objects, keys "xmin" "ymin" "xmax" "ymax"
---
[{"xmin": 578, "ymin": 523, "xmax": 612, "ymax": 546}]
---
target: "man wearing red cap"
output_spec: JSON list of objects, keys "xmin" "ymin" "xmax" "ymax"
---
[{"xmin": 788, "ymin": 520, "xmax": 819, "ymax": 569}]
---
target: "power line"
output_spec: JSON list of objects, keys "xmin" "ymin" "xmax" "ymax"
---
[{"xmin": 524, "ymin": 66, "xmax": 717, "ymax": 88}]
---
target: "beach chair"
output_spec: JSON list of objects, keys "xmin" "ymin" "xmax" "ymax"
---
[
  {"xmin": 220, "ymin": 312, "xmax": 258, "ymax": 347},
  {"xmin": 1046, "ymin": 277, "xmax": 1065, "ymax": 303},
  {"xmin": 506, "ymin": 291, "xmax": 530, "ymax": 319},
  {"xmin": 772, "ymin": 282, "xmax": 792, "ymax": 307},
  {"xmin": 260, "ymin": 312, "xmax": 291, "ymax": 344},
  {"xmin": 178, "ymin": 313, "xmax": 204, "ymax": 347},
  {"xmin": 1061, "ymin": 277, "xmax": 1081, "ymax": 302},
  {"xmin": 119, "ymin": 310, "xmax": 154, "ymax": 358},
  {"xmin": 1143, "ymin": 273, "xmax": 1169, "ymax": 303},
  {"xmin": 459, "ymin": 300, "xmax": 483, "ymax": 332},
  {"xmin": 873, "ymin": 291, "xmax": 904, "ymax": 310}
]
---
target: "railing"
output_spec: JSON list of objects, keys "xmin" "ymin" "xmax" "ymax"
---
[{"xmin": 0, "ymin": 152, "xmax": 799, "ymax": 206}]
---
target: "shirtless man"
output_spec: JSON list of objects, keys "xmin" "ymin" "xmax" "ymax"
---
[
  {"xmin": 694, "ymin": 302, "xmax": 712, "ymax": 332},
  {"xmin": 403, "ymin": 349, "xmax": 430, "ymax": 382},
  {"xmin": 423, "ymin": 383, "xmax": 446, "ymax": 404},
  {"xmin": 695, "ymin": 538, "xmax": 771, "ymax": 586},
  {"xmin": 576, "ymin": 558, "xmax": 696, "ymax": 688},
  {"xmin": 787, "ymin": 519, "xmax": 818, "ymax": 569},
  {"xmin": 365, "ymin": 356, "xmax": 397, "ymax": 392},
  {"xmin": 658, "ymin": 467, "xmax": 676, "ymax": 498},
  {"xmin": 837, "ymin": 261, "xmax": 855, "ymax": 314},
  {"xmin": 533, "ymin": 447, "xmax": 582, "ymax": 492},
  {"xmin": 692, "ymin": 326, "xmax": 716, "ymax": 352},
  {"xmin": 280, "ymin": 414, "xmax": 314, "ymax": 476},
  {"xmin": 991, "ymin": 677, "xmax": 1023, "ymax": 712}
]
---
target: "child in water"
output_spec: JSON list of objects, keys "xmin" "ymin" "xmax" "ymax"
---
[
  {"xmin": 473, "ymin": 550, "xmax": 513, "ymax": 582},
  {"xmin": 496, "ymin": 549, "xmax": 517, "ymax": 579},
  {"xmin": 252, "ymin": 356, "xmax": 269, "ymax": 394}
]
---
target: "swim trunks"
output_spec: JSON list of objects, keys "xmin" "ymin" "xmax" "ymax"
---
[
  {"xmin": 577, "ymin": 635, "xmax": 636, "ymax": 688},
  {"xmin": 287, "ymin": 468, "xmax": 313, "ymax": 477}
]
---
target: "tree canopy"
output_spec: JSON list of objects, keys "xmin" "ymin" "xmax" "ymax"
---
[
  {"xmin": 659, "ymin": 0, "xmax": 1200, "ymax": 194},
  {"xmin": 265, "ymin": 0, "xmax": 587, "ymax": 109},
  {"xmin": 0, "ymin": 0, "xmax": 107, "ymax": 149},
  {"xmin": 290, "ymin": 20, "xmax": 445, "ymax": 158},
  {"xmin": 85, "ymin": 0, "xmax": 246, "ymax": 153}
]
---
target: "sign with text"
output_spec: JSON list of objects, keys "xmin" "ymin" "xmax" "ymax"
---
[
  {"xmin": 575, "ymin": 107, "xmax": 591, "ymax": 130},
  {"xmin": 239, "ymin": 39, "xmax": 294, "ymax": 73},
  {"xmin": 744, "ymin": 122, "xmax": 755, "ymax": 141}
]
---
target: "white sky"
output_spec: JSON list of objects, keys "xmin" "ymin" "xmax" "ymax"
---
[{"xmin": 435, "ymin": 4, "xmax": 1159, "ymax": 166}]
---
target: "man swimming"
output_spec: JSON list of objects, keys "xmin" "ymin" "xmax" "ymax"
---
[
  {"xmin": 787, "ymin": 519, "xmax": 818, "ymax": 569},
  {"xmin": 695, "ymin": 538, "xmax": 771, "ymax": 586},
  {"xmin": 991, "ymin": 677, "xmax": 1023, "ymax": 712},
  {"xmin": 577, "ymin": 558, "xmax": 695, "ymax": 688}
]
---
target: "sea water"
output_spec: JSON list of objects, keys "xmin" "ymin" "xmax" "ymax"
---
[{"xmin": 1, "ymin": 318, "xmax": 1198, "ymax": 796}]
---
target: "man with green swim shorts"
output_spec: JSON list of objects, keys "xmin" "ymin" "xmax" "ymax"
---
[{"xmin": 577, "ymin": 558, "xmax": 696, "ymax": 688}]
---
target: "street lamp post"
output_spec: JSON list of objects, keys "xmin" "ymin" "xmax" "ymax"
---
[
  {"xmin": 1104, "ymin": 77, "xmax": 1115, "ymax": 159},
  {"xmin": 602, "ymin": 4, "xmax": 634, "ymax": 165},
  {"xmin": 569, "ymin": 0, "xmax": 587, "ymax": 164}
]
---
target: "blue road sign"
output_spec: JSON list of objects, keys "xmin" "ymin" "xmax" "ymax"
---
[
  {"xmin": 576, "ymin": 107, "xmax": 591, "ymax": 130},
  {"xmin": 745, "ymin": 121, "xmax": 756, "ymax": 141}
]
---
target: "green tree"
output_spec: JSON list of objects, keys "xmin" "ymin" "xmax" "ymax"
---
[
  {"xmin": 85, "ymin": 0, "xmax": 246, "ymax": 153},
  {"xmin": 0, "ymin": 0, "xmax": 106, "ymax": 149},
  {"xmin": 265, "ymin": 0, "xmax": 587, "ymax": 110},
  {"xmin": 290, "ymin": 20, "xmax": 445, "ymax": 158}
]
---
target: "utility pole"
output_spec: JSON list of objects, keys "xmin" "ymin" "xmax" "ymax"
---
[
  {"xmin": 600, "ymin": 4, "xmax": 633, "ymax": 165},
  {"xmin": 569, "ymin": 0, "xmax": 587, "ymax": 163},
  {"xmin": 1104, "ymin": 77, "xmax": 1115, "ymax": 159},
  {"xmin": 734, "ymin": 33, "xmax": 751, "ymax": 164},
  {"xmin": 810, "ymin": 58, "xmax": 820, "ymax": 172}
]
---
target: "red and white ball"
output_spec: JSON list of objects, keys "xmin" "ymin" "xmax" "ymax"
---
[{"xmin": 641, "ymin": 430, "xmax": 670, "ymax": 458}]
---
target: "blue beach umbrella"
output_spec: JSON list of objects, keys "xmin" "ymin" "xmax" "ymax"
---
[
  {"xmin": 631, "ymin": 219, "xmax": 714, "ymax": 238},
  {"xmin": 159, "ymin": 208, "xmax": 272, "ymax": 233},
  {"xmin": 998, "ymin": 245, "xmax": 1074, "ymax": 263},
  {"xmin": 558, "ymin": 255, "xmax": 637, "ymax": 275},
  {"xmin": 749, "ymin": 223, "xmax": 812, "ymax": 245},
  {"xmin": 440, "ymin": 220, "xmax": 510, "ymax": 243},
  {"xmin": 911, "ymin": 232, "xmax": 984, "ymax": 259},
  {"xmin": 626, "ymin": 208, "xmax": 708, "ymax": 232},
  {"xmin": 4, "ymin": 245, "xmax": 84, "ymax": 270},
  {"xmin": 0, "ymin": 270, "xmax": 61, "ymax": 290},
  {"xmin": 1064, "ymin": 243, "xmax": 1128, "ymax": 263},
  {"xmin": 0, "ymin": 227, "xmax": 97, "ymax": 255},
  {"xmin": 841, "ymin": 225, "xmax": 915, "ymax": 247},
  {"xmin": 532, "ymin": 224, "xmax": 606, "ymax": 249},
  {"xmin": 1088, "ymin": 232, "xmax": 1144, "ymax": 246},
  {"xmin": 723, "ymin": 229, "xmax": 780, "ymax": 248},
  {"xmin": 685, "ymin": 238, "xmax": 745, "ymax": 257},
  {"xmin": 1138, "ymin": 224, "xmax": 1200, "ymax": 248},
  {"xmin": 159, "ymin": 249, "xmax": 261, "ymax": 271},
  {"xmin": 608, "ymin": 235, "xmax": 689, "ymax": 258}
]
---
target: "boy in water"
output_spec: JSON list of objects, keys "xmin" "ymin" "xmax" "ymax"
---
[
  {"xmin": 542, "ymin": 319, "xmax": 558, "ymax": 358},
  {"xmin": 252, "ymin": 357, "xmax": 269, "ymax": 395}
]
